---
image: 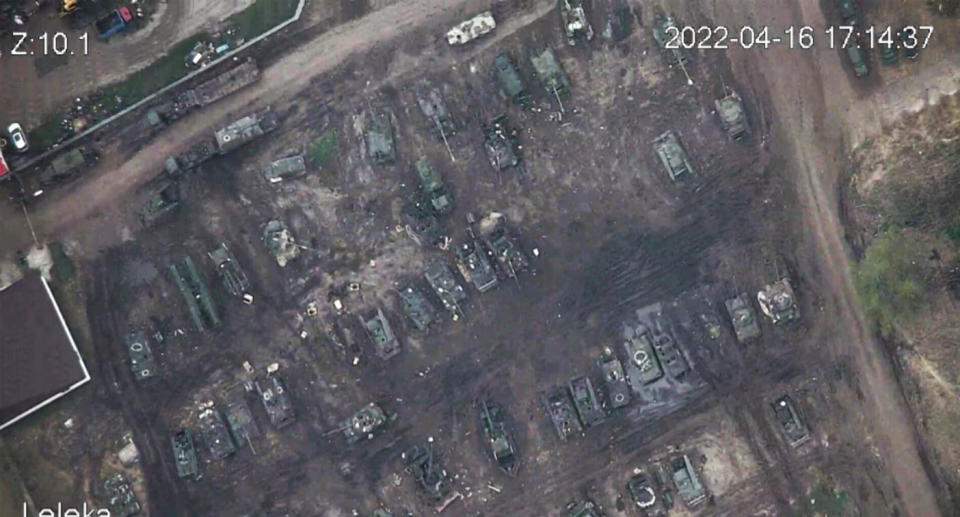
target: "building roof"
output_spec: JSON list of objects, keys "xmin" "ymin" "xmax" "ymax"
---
[{"xmin": 0, "ymin": 275, "xmax": 90, "ymax": 430}]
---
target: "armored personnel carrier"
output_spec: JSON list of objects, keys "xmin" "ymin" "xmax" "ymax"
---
[
  {"xmin": 529, "ymin": 47, "xmax": 571, "ymax": 100},
  {"xmin": 417, "ymin": 89, "xmax": 457, "ymax": 140},
  {"xmin": 138, "ymin": 179, "xmax": 181, "ymax": 226},
  {"xmin": 560, "ymin": 0, "xmax": 594, "ymax": 45},
  {"xmin": 263, "ymin": 220, "xmax": 301, "ymax": 267},
  {"xmin": 493, "ymin": 52, "xmax": 531, "ymax": 107},
  {"xmin": 772, "ymin": 395, "xmax": 811, "ymax": 447},
  {"xmin": 483, "ymin": 115, "xmax": 521, "ymax": 171},
  {"xmin": 757, "ymin": 277, "xmax": 799, "ymax": 325},
  {"xmin": 342, "ymin": 403, "xmax": 388, "ymax": 443},
  {"xmin": 262, "ymin": 155, "xmax": 307, "ymax": 183},
  {"xmin": 649, "ymin": 316, "xmax": 689, "ymax": 380},
  {"xmin": 715, "ymin": 90, "xmax": 749, "ymax": 141},
  {"xmin": 104, "ymin": 473, "xmax": 141, "ymax": 517},
  {"xmin": 456, "ymin": 240, "xmax": 499, "ymax": 293},
  {"xmin": 725, "ymin": 293, "xmax": 761, "ymax": 343},
  {"xmin": 545, "ymin": 387, "xmax": 582, "ymax": 440},
  {"xmin": 402, "ymin": 445, "xmax": 449, "ymax": 500},
  {"xmin": 627, "ymin": 471, "xmax": 657, "ymax": 510},
  {"xmin": 653, "ymin": 131, "xmax": 694, "ymax": 182},
  {"xmin": 361, "ymin": 308, "xmax": 401, "ymax": 359},
  {"xmin": 198, "ymin": 405, "xmax": 236, "ymax": 460},
  {"xmin": 446, "ymin": 11, "xmax": 496, "ymax": 45},
  {"xmin": 415, "ymin": 158, "xmax": 454, "ymax": 216},
  {"xmin": 169, "ymin": 256, "xmax": 220, "ymax": 331},
  {"xmin": 424, "ymin": 259, "xmax": 467, "ymax": 317},
  {"xmin": 126, "ymin": 330, "xmax": 156, "ymax": 381},
  {"xmin": 623, "ymin": 322, "xmax": 664, "ymax": 390},
  {"xmin": 365, "ymin": 113, "xmax": 396, "ymax": 165},
  {"xmin": 480, "ymin": 400, "xmax": 519, "ymax": 475},
  {"xmin": 599, "ymin": 354, "xmax": 631, "ymax": 408},
  {"xmin": 214, "ymin": 109, "xmax": 279, "ymax": 154},
  {"xmin": 171, "ymin": 429, "xmax": 199, "ymax": 479},
  {"xmin": 568, "ymin": 375, "xmax": 605, "ymax": 427},
  {"xmin": 671, "ymin": 455, "xmax": 706, "ymax": 506},
  {"xmin": 568, "ymin": 500, "xmax": 600, "ymax": 517},
  {"xmin": 208, "ymin": 243, "xmax": 250, "ymax": 297},
  {"xmin": 653, "ymin": 14, "xmax": 687, "ymax": 65},
  {"xmin": 397, "ymin": 284, "xmax": 437, "ymax": 331},
  {"xmin": 258, "ymin": 374, "xmax": 296, "ymax": 428},
  {"xmin": 479, "ymin": 213, "xmax": 531, "ymax": 279}
]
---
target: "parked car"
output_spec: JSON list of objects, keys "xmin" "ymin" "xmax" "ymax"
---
[{"xmin": 7, "ymin": 123, "xmax": 27, "ymax": 152}]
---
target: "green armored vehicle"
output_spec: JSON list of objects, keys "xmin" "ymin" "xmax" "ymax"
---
[
  {"xmin": 456, "ymin": 240, "xmax": 499, "ymax": 293},
  {"xmin": 653, "ymin": 14, "xmax": 688, "ymax": 65},
  {"xmin": 214, "ymin": 109, "xmax": 279, "ymax": 154},
  {"xmin": 568, "ymin": 375, "xmax": 605, "ymax": 427},
  {"xmin": 365, "ymin": 113, "xmax": 396, "ymax": 165},
  {"xmin": 139, "ymin": 179, "xmax": 181, "ymax": 226},
  {"xmin": 623, "ymin": 322, "xmax": 663, "ymax": 390},
  {"xmin": 772, "ymin": 395, "xmax": 811, "ymax": 447},
  {"xmin": 479, "ymin": 213, "xmax": 531, "ymax": 279},
  {"xmin": 480, "ymin": 400, "xmax": 519, "ymax": 475},
  {"xmin": 529, "ymin": 47, "xmax": 571, "ymax": 101},
  {"xmin": 545, "ymin": 387, "xmax": 582, "ymax": 440},
  {"xmin": 560, "ymin": 0, "xmax": 594, "ymax": 45},
  {"xmin": 757, "ymin": 277, "xmax": 799, "ymax": 325},
  {"xmin": 172, "ymin": 429, "xmax": 199, "ymax": 479},
  {"xmin": 424, "ymin": 259, "xmax": 467, "ymax": 317},
  {"xmin": 402, "ymin": 445, "xmax": 450, "ymax": 500},
  {"xmin": 208, "ymin": 243, "xmax": 250, "ymax": 297},
  {"xmin": 126, "ymin": 330, "xmax": 156, "ymax": 381},
  {"xmin": 257, "ymin": 374, "xmax": 296, "ymax": 428},
  {"xmin": 494, "ymin": 52, "xmax": 531, "ymax": 107},
  {"xmin": 599, "ymin": 354, "xmax": 631, "ymax": 408},
  {"xmin": 198, "ymin": 405, "xmax": 236, "ymax": 460},
  {"xmin": 40, "ymin": 147, "xmax": 94, "ymax": 186},
  {"xmin": 417, "ymin": 89, "xmax": 457, "ymax": 140},
  {"xmin": 104, "ymin": 473, "xmax": 141, "ymax": 517},
  {"xmin": 225, "ymin": 399, "xmax": 260, "ymax": 445},
  {"xmin": 653, "ymin": 130, "xmax": 694, "ymax": 181},
  {"xmin": 361, "ymin": 307, "xmax": 400, "ymax": 359},
  {"xmin": 169, "ymin": 256, "xmax": 220, "ymax": 331},
  {"xmin": 725, "ymin": 293, "xmax": 761, "ymax": 343},
  {"xmin": 342, "ymin": 403, "xmax": 388, "ymax": 443},
  {"xmin": 671, "ymin": 455, "xmax": 706, "ymax": 506},
  {"xmin": 846, "ymin": 45, "xmax": 869, "ymax": 77},
  {"xmin": 715, "ymin": 90, "xmax": 749, "ymax": 141},
  {"xmin": 262, "ymin": 155, "xmax": 307, "ymax": 183},
  {"xmin": 397, "ymin": 284, "xmax": 438, "ymax": 331},
  {"xmin": 415, "ymin": 158, "xmax": 454, "ymax": 216},
  {"xmin": 263, "ymin": 220, "xmax": 301, "ymax": 267},
  {"xmin": 484, "ymin": 115, "xmax": 521, "ymax": 171}
]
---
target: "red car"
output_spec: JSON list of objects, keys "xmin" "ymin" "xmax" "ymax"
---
[{"xmin": 0, "ymin": 149, "xmax": 9, "ymax": 180}]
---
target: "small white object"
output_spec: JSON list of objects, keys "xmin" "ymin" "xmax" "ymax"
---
[
  {"xmin": 532, "ymin": 248, "xmax": 540, "ymax": 257},
  {"xmin": 333, "ymin": 299, "xmax": 343, "ymax": 310},
  {"xmin": 242, "ymin": 293, "xmax": 254, "ymax": 304}
]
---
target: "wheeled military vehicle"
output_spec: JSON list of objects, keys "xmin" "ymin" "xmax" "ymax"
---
[
  {"xmin": 169, "ymin": 256, "xmax": 220, "ymax": 331},
  {"xmin": 560, "ymin": 0, "xmax": 594, "ymax": 45},
  {"xmin": 262, "ymin": 155, "xmax": 307, "ymax": 183},
  {"xmin": 446, "ymin": 11, "xmax": 496, "ymax": 45},
  {"xmin": 171, "ymin": 429, "xmax": 199, "ymax": 478},
  {"xmin": 772, "ymin": 395, "xmax": 811, "ymax": 447},
  {"xmin": 104, "ymin": 473, "xmax": 141, "ymax": 517},
  {"xmin": 478, "ymin": 213, "xmax": 531, "ymax": 279},
  {"xmin": 415, "ymin": 158, "xmax": 454, "ymax": 216},
  {"xmin": 653, "ymin": 131, "xmax": 694, "ymax": 181},
  {"xmin": 417, "ymin": 89, "xmax": 457, "ymax": 140},
  {"xmin": 623, "ymin": 322, "xmax": 664, "ymax": 390},
  {"xmin": 493, "ymin": 52, "xmax": 531, "ymax": 107},
  {"xmin": 627, "ymin": 471, "xmax": 658, "ymax": 509},
  {"xmin": 671, "ymin": 455, "xmax": 706, "ymax": 506},
  {"xmin": 715, "ymin": 90, "xmax": 749, "ymax": 141},
  {"xmin": 545, "ymin": 387, "xmax": 582, "ymax": 440},
  {"xmin": 365, "ymin": 112, "xmax": 396, "ymax": 164},
  {"xmin": 257, "ymin": 374, "xmax": 295, "ymax": 428},
  {"xmin": 342, "ymin": 403, "xmax": 388, "ymax": 443},
  {"xmin": 361, "ymin": 308, "xmax": 400, "ymax": 359},
  {"xmin": 529, "ymin": 47, "xmax": 571, "ymax": 101},
  {"xmin": 263, "ymin": 219, "xmax": 301, "ymax": 267},
  {"xmin": 757, "ymin": 277, "xmax": 799, "ymax": 324},
  {"xmin": 846, "ymin": 45, "xmax": 869, "ymax": 77},
  {"xmin": 568, "ymin": 375, "xmax": 605, "ymax": 427},
  {"xmin": 424, "ymin": 259, "xmax": 467, "ymax": 317},
  {"xmin": 483, "ymin": 115, "xmax": 521, "ymax": 171},
  {"xmin": 725, "ymin": 293, "xmax": 761, "ymax": 343},
  {"xmin": 480, "ymin": 400, "xmax": 519, "ymax": 475},
  {"xmin": 198, "ymin": 405, "xmax": 236, "ymax": 460},
  {"xmin": 208, "ymin": 243, "xmax": 249, "ymax": 297},
  {"xmin": 402, "ymin": 445, "xmax": 449, "ymax": 500},
  {"xmin": 653, "ymin": 14, "xmax": 687, "ymax": 65},
  {"xmin": 456, "ymin": 240, "xmax": 499, "ymax": 293},
  {"xmin": 397, "ymin": 284, "xmax": 437, "ymax": 331},
  {"xmin": 599, "ymin": 354, "xmax": 631, "ymax": 408},
  {"xmin": 126, "ymin": 330, "xmax": 156, "ymax": 381},
  {"xmin": 139, "ymin": 179, "xmax": 181, "ymax": 226}
]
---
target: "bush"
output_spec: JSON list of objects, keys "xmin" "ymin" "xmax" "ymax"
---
[
  {"xmin": 309, "ymin": 132, "xmax": 340, "ymax": 168},
  {"xmin": 854, "ymin": 227, "xmax": 931, "ymax": 336}
]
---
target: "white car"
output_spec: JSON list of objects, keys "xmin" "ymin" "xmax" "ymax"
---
[{"xmin": 7, "ymin": 123, "xmax": 28, "ymax": 152}]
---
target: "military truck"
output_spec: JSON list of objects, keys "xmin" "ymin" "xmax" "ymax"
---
[
  {"xmin": 599, "ymin": 354, "xmax": 631, "ymax": 408},
  {"xmin": 208, "ymin": 243, "xmax": 250, "ymax": 298},
  {"xmin": 568, "ymin": 500, "xmax": 600, "ymax": 517},
  {"xmin": 214, "ymin": 109, "xmax": 279, "ymax": 154},
  {"xmin": 456, "ymin": 240, "xmax": 499, "ymax": 293},
  {"xmin": 846, "ymin": 45, "xmax": 869, "ymax": 77},
  {"xmin": 529, "ymin": 47, "xmax": 571, "ymax": 103},
  {"xmin": 493, "ymin": 52, "xmax": 532, "ymax": 107},
  {"xmin": 198, "ymin": 405, "xmax": 236, "ymax": 460},
  {"xmin": 483, "ymin": 115, "xmax": 521, "ymax": 171},
  {"xmin": 649, "ymin": 315, "xmax": 689, "ymax": 380},
  {"xmin": 415, "ymin": 158, "xmax": 454, "ymax": 216},
  {"xmin": 103, "ymin": 473, "xmax": 140, "ymax": 517},
  {"xmin": 446, "ymin": 11, "xmax": 496, "ymax": 45},
  {"xmin": 342, "ymin": 403, "xmax": 388, "ymax": 443},
  {"xmin": 671, "ymin": 455, "xmax": 706, "ymax": 506},
  {"xmin": 653, "ymin": 14, "xmax": 688, "ymax": 65},
  {"xmin": 258, "ymin": 374, "xmax": 296, "ymax": 428},
  {"xmin": 417, "ymin": 89, "xmax": 457, "ymax": 140},
  {"xmin": 560, "ymin": 0, "xmax": 594, "ymax": 45},
  {"xmin": 365, "ymin": 113, "xmax": 396, "ymax": 165},
  {"xmin": 169, "ymin": 256, "xmax": 220, "ymax": 331},
  {"xmin": 480, "ymin": 400, "xmax": 519, "ymax": 475},
  {"xmin": 171, "ymin": 429, "xmax": 199, "ymax": 479},
  {"xmin": 397, "ymin": 284, "xmax": 438, "ymax": 331},
  {"xmin": 38, "ymin": 147, "xmax": 96, "ymax": 187},
  {"xmin": 262, "ymin": 155, "xmax": 307, "ymax": 183},
  {"xmin": 623, "ymin": 322, "xmax": 664, "ymax": 390},
  {"xmin": 361, "ymin": 307, "xmax": 401, "ymax": 359},
  {"xmin": 568, "ymin": 375, "xmax": 605, "ymax": 427},
  {"xmin": 545, "ymin": 387, "xmax": 582, "ymax": 440},
  {"xmin": 263, "ymin": 220, "xmax": 301, "ymax": 267},
  {"xmin": 424, "ymin": 259, "xmax": 467, "ymax": 317},
  {"xmin": 627, "ymin": 471, "xmax": 658, "ymax": 510},
  {"xmin": 757, "ymin": 277, "xmax": 799, "ymax": 325},
  {"xmin": 772, "ymin": 395, "xmax": 811, "ymax": 447},
  {"xmin": 725, "ymin": 293, "xmax": 761, "ymax": 343},
  {"xmin": 402, "ymin": 445, "xmax": 449, "ymax": 500},
  {"xmin": 653, "ymin": 131, "xmax": 694, "ymax": 181},
  {"xmin": 126, "ymin": 330, "xmax": 156, "ymax": 381},
  {"xmin": 478, "ymin": 213, "xmax": 531, "ymax": 279},
  {"xmin": 715, "ymin": 90, "xmax": 750, "ymax": 141},
  {"xmin": 139, "ymin": 179, "xmax": 181, "ymax": 226}
]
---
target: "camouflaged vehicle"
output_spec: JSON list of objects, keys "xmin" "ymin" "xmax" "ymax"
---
[
  {"xmin": 560, "ymin": 0, "xmax": 594, "ymax": 45},
  {"xmin": 402, "ymin": 445, "xmax": 449, "ymax": 500},
  {"xmin": 494, "ymin": 52, "xmax": 532, "ymax": 107},
  {"xmin": 397, "ymin": 284, "xmax": 438, "ymax": 331},
  {"xmin": 599, "ymin": 354, "xmax": 631, "ymax": 408},
  {"xmin": 653, "ymin": 130, "xmax": 694, "ymax": 182},
  {"xmin": 417, "ymin": 89, "xmax": 457, "ymax": 140},
  {"xmin": 365, "ymin": 113, "xmax": 396, "ymax": 165},
  {"xmin": 483, "ymin": 115, "xmax": 521, "ymax": 171},
  {"xmin": 361, "ymin": 307, "xmax": 401, "ymax": 359},
  {"xmin": 424, "ymin": 259, "xmax": 467, "ymax": 317},
  {"xmin": 653, "ymin": 13, "xmax": 687, "ymax": 65},
  {"xmin": 262, "ymin": 155, "xmax": 307, "ymax": 183},
  {"xmin": 529, "ymin": 47, "xmax": 571, "ymax": 100},
  {"xmin": 649, "ymin": 315, "xmax": 689, "ymax": 380},
  {"xmin": 169, "ymin": 256, "xmax": 220, "ymax": 331},
  {"xmin": 456, "ymin": 240, "xmax": 499, "ymax": 293},
  {"xmin": 627, "ymin": 472, "xmax": 658, "ymax": 510},
  {"xmin": 446, "ymin": 11, "xmax": 496, "ymax": 45},
  {"xmin": 724, "ymin": 293, "xmax": 761, "ymax": 343},
  {"xmin": 479, "ymin": 213, "xmax": 531, "ymax": 279},
  {"xmin": 40, "ymin": 147, "xmax": 93, "ymax": 186},
  {"xmin": 104, "ymin": 473, "xmax": 141, "ymax": 517},
  {"xmin": 671, "ymin": 455, "xmax": 706, "ymax": 506},
  {"xmin": 139, "ymin": 179, "xmax": 181, "ymax": 226},
  {"xmin": 757, "ymin": 277, "xmax": 799, "ymax": 325},
  {"xmin": 214, "ymin": 109, "xmax": 279, "ymax": 154},
  {"xmin": 126, "ymin": 330, "xmax": 156, "ymax": 381},
  {"xmin": 715, "ymin": 90, "xmax": 749, "ymax": 141},
  {"xmin": 568, "ymin": 500, "xmax": 600, "ymax": 517},
  {"xmin": 342, "ymin": 403, "xmax": 388, "ymax": 444},
  {"xmin": 198, "ymin": 405, "xmax": 236, "ymax": 460},
  {"xmin": 772, "ymin": 395, "xmax": 811, "ymax": 447},
  {"xmin": 545, "ymin": 387, "xmax": 582, "ymax": 440},
  {"xmin": 263, "ymin": 219, "xmax": 301, "ymax": 267},
  {"xmin": 257, "ymin": 374, "xmax": 296, "ymax": 428},
  {"xmin": 480, "ymin": 400, "xmax": 519, "ymax": 475},
  {"xmin": 415, "ymin": 157, "xmax": 454, "ymax": 216},
  {"xmin": 568, "ymin": 375, "xmax": 605, "ymax": 427},
  {"xmin": 623, "ymin": 322, "xmax": 664, "ymax": 390},
  {"xmin": 172, "ymin": 429, "xmax": 199, "ymax": 479},
  {"xmin": 208, "ymin": 243, "xmax": 250, "ymax": 297},
  {"xmin": 403, "ymin": 202, "xmax": 443, "ymax": 247}
]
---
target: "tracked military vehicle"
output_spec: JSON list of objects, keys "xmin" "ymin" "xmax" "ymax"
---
[
  {"xmin": 545, "ymin": 387, "xmax": 582, "ymax": 440},
  {"xmin": 627, "ymin": 471, "xmax": 657, "ymax": 510},
  {"xmin": 365, "ymin": 113, "xmax": 396, "ymax": 165},
  {"xmin": 404, "ymin": 201, "xmax": 443, "ymax": 247},
  {"xmin": 402, "ymin": 445, "xmax": 450, "ymax": 500},
  {"xmin": 342, "ymin": 403, "xmax": 388, "ymax": 443},
  {"xmin": 599, "ymin": 354, "xmax": 631, "ymax": 408},
  {"xmin": 480, "ymin": 400, "xmax": 519, "ymax": 475},
  {"xmin": 484, "ymin": 115, "xmax": 521, "ymax": 171},
  {"xmin": 208, "ymin": 243, "xmax": 250, "ymax": 297},
  {"xmin": 139, "ymin": 179, "xmax": 181, "ymax": 226},
  {"xmin": 653, "ymin": 131, "xmax": 694, "ymax": 182},
  {"xmin": 417, "ymin": 89, "xmax": 457, "ymax": 140},
  {"xmin": 198, "ymin": 405, "xmax": 236, "ymax": 460},
  {"xmin": 263, "ymin": 220, "xmax": 301, "ymax": 267},
  {"xmin": 568, "ymin": 375, "xmax": 605, "ymax": 427},
  {"xmin": 104, "ymin": 473, "xmax": 141, "ymax": 517},
  {"xmin": 194, "ymin": 59, "xmax": 260, "ymax": 107},
  {"xmin": 456, "ymin": 240, "xmax": 499, "ymax": 292},
  {"xmin": 446, "ymin": 11, "xmax": 496, "ymax": 45},
  {"xmin": 715, "ymin": 90, "xmax": 749, "ymax": 141},
  {"xmin": 361, "ymin": 308, "xmax": 401, "ymax": 359},
  {"xmin": 846, "ymin": 45, "xmax": 869, "ymax": 77},
  {"xmin": 415, "ymin": 158, "xmax": 454, "ymax": 216},
  {"xmin": 623, "ymin": 322, "xmax": 664, "ymax": 390},
  {"xmin": 214, "ymin": 109, "xmax": 279, "ymax": 154},
  {"xmin": 757, "ymin": 277, "xmax": 799, "ymax": 325},
  {"xmin": 772, "ymin": 395, "xmax": 811, "ymax": 447},
  {"xmin": 397, "ymin": 284, "xmax": 437, "ymax": 331},
  {"xmin": 671, "ymin": 455, "xmax": 706, "ymax": 506},
  {"xmin": 172, "ymin": 429, "xmax": 199, "ymax": 479},
  {"xmin": 169, "ymin": 256, "xmax": 220, "ymax": 331},
  {"xmin": 126, "ymin": 330, "xmax": 156, "ymax": 381},
  {"xmin": 225, "ymin": 399, "xmax": 260, "ymax": 445},
  {"xmin": 494, "ymin": 52, "xmax": 531, "ymax": 107},
  {"xmin": 653, "ymin": 14, "xmax": 688, "ymax": 65},
  {"xmin": 479, "ymin": 213, "xmax": 531, "ymax": 279},
  {"xmin": 263, "ymin": 155, "xmax": 307, "ymax": 183},
  {"xmin": 649, "ymin": 315, "xmax": 689, "ymax": 380},
  {"xmin": 165, "ymin": 138, "xmax": 216, "ymax": 175},
  {"xmin": 725, "ymin": 293, "xmax": 761, "ymax": 343},
  {"xmin": 424, "ymin": 259, "xmax": 467, "ymax": 317},
  {"xmin": 560, "ymin": 0, "xmax": 594, "ymax": 45},
  {"xmin": 529, "ymin": 47, "xmax": 571, "ymax": 102},
  {"xmin": 258, "ymin": 374, "xmax": 296, "ymax": 428}
]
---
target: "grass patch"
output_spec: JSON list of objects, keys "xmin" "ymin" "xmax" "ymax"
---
[
  {"xmin": 28, "ymin": 118, "xmax": 64, "ymax": 151},
  {"xmin": 225, "ymin": 0, "xmax": 300, "ymax": 40},
  {"xmin": 309, "ymin": 132, "xmax": 340, "ymax": 168},
  {"xmin": 797, "ymin": 483, "xmax": 850, "ymax": 517}
]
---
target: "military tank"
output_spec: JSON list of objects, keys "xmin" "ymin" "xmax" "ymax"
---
[
  {"xmin": 627, "ymin": 471, "xmax": 657, "ymax": 510},
  {"xmin": 493, "ymin": 52, "xmax": 531, "ymax": 107},
  {"xmin": 342, "ymin": 403, "xmax": 388, "ymax": 443},
  {"xmin": 715, "ymin": 90, "xmax": 749, "ymax": 141},
  {"xmin": 653, "ymin": 130, "xmax": 694, "ymax": 182},
  {"xmin": 126, "ymin": 330, "xmax": 156, "ymax": 381},
  {"xmin": 403, "ymin": 201, "xmax": 443, "ymax": 247},
  {"xmin": 263, "ymin": 220, "xmax": 301, "ymax": 267},
  {"xmin": 169, "ymin": 256, "xmax": 220, "ymax": 331},
  {"xmin": 424, "ymin": 259, "xmax": 467, "ymax": 317},
  {"xmin": 456, "ymin": 240, "xmax": 499, "ymax": 293},
  {"xmin": 772, "ymin": 395, "xmax": 811, "ymax": 447},
  {"xmin": 397, "ymin": 284, "xmax": 438, "ymax": 331},
  {"xmin": 208, "ymin": 243, "xmax": 250, "ymax": 297},
  {"xmin": 545, "ymin": 387, "xmax": 582, "ymax": 440},
  {"xmin": 671, "ymin": 455, "xmax": 706, "ymax": 506},
  {"xmin": 560, "ymin": 0, "xmax": 594, "ymax": 45},
  {"xmin": 198, "ymin": 405, "xmax": 236, "ymax": 460},
  {"xmin": 415, "ymin": 158, "xmax": 454, "ymax": 216},
  {"xmin": 529, "ymin": 47, "xmax": 571, "ymax": 101},
  {"xmin": 402, "ymin": 445, "xmax": 449, "ymax": 500},
  {"xmin": 725, "ymin": 293, "xmax": 761, "ymax": 343},
  {"xmin": 172, "ymin": 429, "xmax": 199, "ymax": 479},
  {"xmin": 257, "ymin": 374, "xmax": 296, "ymax": 428},
  {"xmin": 568, "ymin": 375, "xmax": 605, "ymax": 427},
  {"xmin": 649, "ymin": 316, "xmax": 689, "ymax": 380},
  {"xmin": 104, "ymin": 473, "xmax": 141, "ymax": 517},
  {"xmin": 478, "ymin": 213, "xmax": 531, "ymax": 279},
  {"xmin": 417, "ymin": 89, "xmax": 457, "ymax": 140},
  {"xmin": 599, "ymin": 353, "xmax": 631, "ymax": 408},
  {"xmin": 623, "ymin": 322, "xmax": 664, "ymax": 390},
  {"xmin": 480, "ymin": 400, "xmax": 519, "ymax": 475},
  {"xmin": 365, "ymin": 113, "xmax": 396, "ymax": 165},
  {"xmin": 483, "ymin": 115, "xmax": 521, "ymax": 171},
  {"xmin": 757, "ymin": 277, "xmax": 799, "ymax": 325},
  {"xmin": 652, "ymin": 13, "xmax": 687, "ymax": 65},
  {"xmin": 225, "ymin": 399, "xmax": 260, "ymax": 444},
  {"xmin": 361, "ymin": 308, "xmax": 401, "ymax": 359}
]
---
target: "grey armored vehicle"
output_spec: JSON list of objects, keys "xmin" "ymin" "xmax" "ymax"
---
[
  {"xmin": 480, "ymin": 400, "xmax": 519, "ymax": 475},
  {"xmin": 194, "ymin": 59, "xmax": 260, "ymax": 107},
  {"xmin": 126, "ymin": 330, "xmax": 156, "ymax": 381},
  {"xmin": 262, "ymin": 155, "xmax": 307, "ymax": 183},
  {"xmin": 257, "ymin": 374, "xmax": 296, "ymax": 428},
  {"xmin": 484, "ymin": 115, "xmax": 521, "ymax": 171},
  {"xmin": 402, "ymin": 445, "xmax": 450, "ymax": 500},
  {"xmin": 568, "ymin": 500, "xmax": 600, "ymax": 517},
  {"xmin": 623, "ymin": 322, "xmax": 664, "ymax": 390},
  {"xmin": 417, "ymin": 89, "xmax": 457, "ymax": 140},
  {"xmin": 559, "ymin": 0, "xmax": 594, "ymax": 45},
  {"xmin": 545, "ymin": 387, "xmax": 582, "ymax": 440},
  {"xmin": 772, "ymin": 395, "xmax": 811, "ymax": 447},
  {"xmin": 397, "ymin": 284, "xmax": 438, "ymax": 331},
  {"xmin": 627, "ymin": 472, "xmax": 658, "ymax": 510},
  {"xmin": 198, "ymin": 405, "xmax": 236, "ymax": 460},
  {"xmin": 479, "ymin": 213, "xmax": 531, "ymax": 279},
  {"xmin": 568, "ymin": 375, "xmax": 605, "ymax": 427},
  {"xmin": 653, "ymin": 14, "xmax": 687, "ymax": 65},
  {"xmin": 456, "ymin": 240, "xmax": 499, "ymax": 293},
  {"xmin": 342, "ymin": 403, "xmax": 388, "ymax": 443},
  {"xmin": 103, "ymin": 473, "xmax": 141, "ymax": 517},
  {"xmin": 225, "ymin": 399, "xmax": 260, "ymax": 445},
  {"xmin": 214, "ymin": 109, "xmax": 279, "ymax": 154},
  {"xmin": 671, "ymin": 455, "xmax": 706, "ymax": 506},
  {"xmin": 715, "ymin": 90, "xmax": 749, "ymax": 141},
  {"xmin": 493, "ymin": 52, "xmax": 531, "ymax": 107},
  {"xmin": 415, "ymin": 158, "xmax": 454, "ymax": 216},
  {"xmin": 138, "ymin": 179, "xmax": 181, "ymax": 226},
  {"xmin": 165, "ymin": 138, "xmax": 216, "ymax": 175},
  {"xmin": 757, "ymin": 277, "xmax": 799, "ymax": 325},
  {"xmin": 649, "ymin": 316, "xmax": 689, "ymax": 380},
  {"xmin": 725, "ymin": 293, "xmax": 761, "ymax": 343},
  {"xmin": 365, "ymin": 113, "xmax": 396, "ymax": 165},
  {"xmin": 529, "ymin": 47, "xmax": 571, "ymax": 100},
  {"xmin": 172, "ymin": 429, "xmax": 199, "ymax": 479},
  {"xmin": 599, "ymin": 354, "xmax": 631, "ymax": 408},
  {"xmin": 653, "ymin": 130, "xmax": 694, "ymax": 182},
  {"xmin": 208, "ymin": 243, "xmax": 250, "ymax": 297},
  {"xmin": 361, "ymin": 308, "xmax": 401, "ymax": 359},
  {"xmin": 169, "ymin": 256, "xmax": 220, "ymax": 331},
  {"xmin": 424, "ymin": 259, "xmax": 467, "ymax": 317},
  {"xmin": 403, "ymin": 202, "xmax": 443, "ymax": 247},
  {"xmin": 263, "ymin": 220, "xmax": 301, "ymax": 267}
]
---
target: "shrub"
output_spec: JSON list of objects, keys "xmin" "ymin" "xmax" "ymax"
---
[{"xmin": 854, "ymin": 227, "xmax": 931, "ymax": 336}]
